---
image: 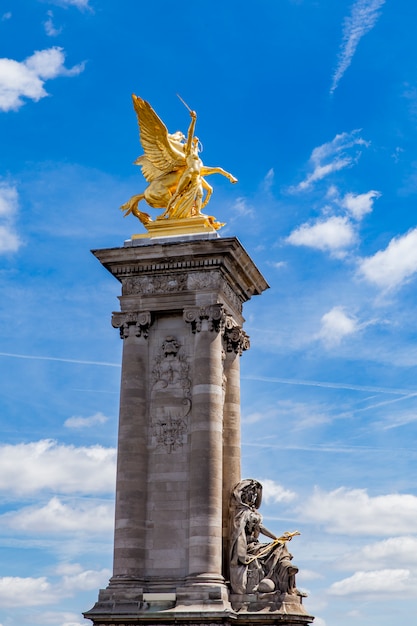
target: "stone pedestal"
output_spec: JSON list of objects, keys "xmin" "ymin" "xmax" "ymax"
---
[{"xmin": 84, "ymin": 234, "xmax": 313, "ymax": 626}]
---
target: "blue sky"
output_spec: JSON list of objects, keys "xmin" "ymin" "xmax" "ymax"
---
[{"xmin": 1, "ymin": 1, "xmax": 417, "ymax": 625}]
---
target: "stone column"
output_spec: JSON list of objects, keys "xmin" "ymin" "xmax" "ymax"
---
[
  {"xmin": 184, "ymin": 305, "xmax": 225, "ymax": 583},
  {"xmin": 110, "ymin": 311, "xmax": 151, "ymax": 581},
  {"xmin": 221, "ymin": 320, "xmax": 250, "ymax": 577}
]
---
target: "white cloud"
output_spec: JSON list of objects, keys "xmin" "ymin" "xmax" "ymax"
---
[
  {"xmin": 33, "ymin": 612, "xmax": 85, "ymax": 626},
  {"xmin": 2, "ymin": 497, "xmax": 114, "ymax": 534},
  {"xmin": 287, "ymin": 216, "xmax": 356, "ymax": 255},
  {"xmin": 0, "ymin": 576, "xmax": 57, "ymax": 607},
  {"xmin": 261, "ymin": 479, "xmax": 297, "ymax": 504},
  {"xmin": 268, "ymin": 260, "xmax": 287, "ymax": 269},
  {"xmin": 56, "ymin": 563, "xmax": 110, "ymax": 593},
  {"xmin": 297, "ymin": 569, "xmax": 324, "ymax": 582},
  {"xmin": 51, "ymin": 0, "xmax": 91, "ymax": 9},
  {"xmin": 0, "ymin": 440, "xmax": 116, "ymax": 495},
  {"xmin": 342, "ymin": 190, "xmax": 380, "ymax": 220},
  {"xmin": 303, "ymin": 487, "xmax": 417, "ymax": 535},
  {"xmin": 232, "ymin": 197, "xmax": 254, "ymax": 217},
  {"xmin": 0, "ymin": 47, "xmax": 85, "ymax": 112},
  {"xmin": 261, "ymin": 168, "xmax": 274, "ymax": 193},
  {"xmin": 293, "ymin": 130, "xmax": 368, "ymax": 191},
  {"xmin": 0, "ymin": 182, "xmax": 21, "ymax": 253},
  {"xmin": 0, "ymin": 566, "xmax": 110, "ymax": 609},
  {"xmin": 359, "ymin": 227, "xmax": 417, "ymax": 290},
  {"xmin": 331, "ymin": 0, "xmax": 386, "ymax": 94},
  {"xmin": 342, "ymin": 536, "xmax": 417, "ymax": 570},
  {"xmin": 44, "ymin": 11, "xmax": 63, "ymax": 37},
  {"xmin": 328, "ymin": 569, "xmax": 410, "ymax": 596},
  {"xmin": 1, "ymin": 12, "xmax": 11, "ymax": 21},
  {"xmin": 64, "ymin": 411, "xmax": 109, "ymax": 429},
  {"xmin": 316, "ymin": 306, "xmax": 359, "ymax": 347}
]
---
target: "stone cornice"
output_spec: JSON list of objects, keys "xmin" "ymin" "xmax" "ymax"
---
[{"xmin": 92, "ymin": 237, "xmax": 269, "ymax": 305}]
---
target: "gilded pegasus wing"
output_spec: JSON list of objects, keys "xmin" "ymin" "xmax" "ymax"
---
[{"xmin": 132, "ymin": 95, "xmax": 185, "ymax": 182}]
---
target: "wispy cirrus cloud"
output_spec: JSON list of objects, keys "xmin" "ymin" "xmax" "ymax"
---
[
  {"xmin": 64, "ymin": 411, "xmax": 109, "ymax": 429},
  {"xmin": 0, "ymin": 47, "xmax": 85, "ymax": 112},
  {"xmin": 0, "ymin": 182, "xmax": 21, "ymax": 253},
  {"xmin": 331, "ymin": 0, "xmax": 386, "ymax": 94},
  {"xmin": 44, "ymin": 11, "xmax": 62, "ymax": 37},
  {"xmin": 48, "ymin": 0, "xmax": 92, "ymax": 9},
  {"xmin": 292, "ymin": 130, "xmax": 369, "ymax": 192}
]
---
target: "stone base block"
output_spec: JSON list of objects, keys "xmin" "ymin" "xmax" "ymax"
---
[
  {"xmin": 84, "ymin": 616, "xmax": 314, "ymax": 626},
  {"xmin": 84, "ymin": 588, "xmax": 314, "ymax": 626},
  {"xmin": 230, "ymin": 591, "xmax": 309, "ymax": 615}
]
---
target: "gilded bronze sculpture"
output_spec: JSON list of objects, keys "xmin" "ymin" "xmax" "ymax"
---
[{"xmin": 121, "ymin": 95, "xmax": 237, "ymax": 235}]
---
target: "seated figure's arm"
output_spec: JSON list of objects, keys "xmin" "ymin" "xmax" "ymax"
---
[{"xmin": 259, "ymin": 524, "xmax": 277, "ymax": 541}]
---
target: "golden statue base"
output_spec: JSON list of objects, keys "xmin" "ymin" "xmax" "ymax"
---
[{"xmin": 131, "ymin": 215, "xmax": 225, "ymax": 240}]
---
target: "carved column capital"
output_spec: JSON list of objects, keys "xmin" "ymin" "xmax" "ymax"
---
[
  {"xmin": 111, "ymin": 310, "xmax": 152, "ymax": 339},
  {"xmin": 183, "ymin": 304, "xmax": 226, "ymax": 334},
  {"xmin": 223, "ymin": 316, "xmax": 250, "ymax": 355}
]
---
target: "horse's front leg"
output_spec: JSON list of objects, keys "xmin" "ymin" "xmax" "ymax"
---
[{"xmin": 201, "ymin": 166, "xmax": 238, "ymax": 184}]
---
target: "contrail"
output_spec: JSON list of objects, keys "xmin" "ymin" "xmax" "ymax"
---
[
  {"xmin": 243, "ymin": 442, "xmax": 417, "ymax": 456},
  {"xmin": 241, "ymin": 374, "xmax": 415, "ymax": 397},
  {"xmin": 0, "ymin": 352, "xmax": 120, "ymax": 367},
  {"xmin": 3, "ymin": 352, "xmax": 414, "ymax": 401}
]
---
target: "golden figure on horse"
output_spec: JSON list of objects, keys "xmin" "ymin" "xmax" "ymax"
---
[{"xmin": 121, "ymin": 95, "xmax": 237, "ymax": 235}]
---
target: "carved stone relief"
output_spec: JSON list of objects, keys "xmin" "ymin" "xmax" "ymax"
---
[
  {"xmin": 122, "ymin": 273, "xmax": 187, "ymax": 296},
  {"xmin": 220, "ymin": 280, "xmax": 243, "ymax": 315},
  {"xmin": 120, "ymin": 269, "xmax": 243, "ymax": 315},
  {"xmin": 150, "ymin": 337, "xmax": 191, "ymax": 453},
  {"xmin": 187, "ymin": 270, "xmax": 221, "ymax": 291}
]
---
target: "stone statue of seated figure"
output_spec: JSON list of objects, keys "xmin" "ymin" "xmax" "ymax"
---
[{"xmin": 228, "ymin": 479, "xmax": 300, "ymax": 597}]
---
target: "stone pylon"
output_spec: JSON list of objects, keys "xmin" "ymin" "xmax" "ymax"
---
[{"xmin": 84, "ymin": 234, "xmax": 313, "ymax": 626}]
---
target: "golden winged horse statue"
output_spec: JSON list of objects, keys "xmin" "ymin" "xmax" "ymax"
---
[{"xmin": 120, "ymin": 95, "xmax": 237, "ymax": 232}]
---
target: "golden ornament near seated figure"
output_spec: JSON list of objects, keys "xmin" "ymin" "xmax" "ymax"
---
[{"xmin": 120, "ymin": 95, "xmax": 237, "ymax": 232}]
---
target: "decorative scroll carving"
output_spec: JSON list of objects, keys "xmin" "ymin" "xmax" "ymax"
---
[
  {"xmin": 122, "ymin": 273, "xmax": 187, "ymax": 296},
  {"xmin": 183, "ymin": 304, "xmax": 226, "ymax": 333},
  {"xmin": 111, "ymin": 310, "xmax": 152, "ymax": 339},
  {"xmin": 224, "ymin": 316, "xmax": 250, "ymax": 355},
  {"xmin": 150, "ymin": 336, "xmax": 191, "ymax": 453}
]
